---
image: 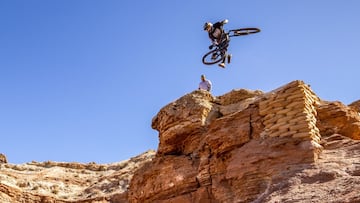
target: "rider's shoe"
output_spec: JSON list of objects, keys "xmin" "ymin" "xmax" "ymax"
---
[
  {"xmin": 227, "ymin": 54, "xmax": 232, "ymax": 64},
  {"xmin": 218, "ymin": 63, "xmax": 226, "ymax": 68}
]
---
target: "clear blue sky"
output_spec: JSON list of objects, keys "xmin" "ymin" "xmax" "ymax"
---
[{"xmin": 1, "ymin": 1, "xmax": 359, "ymax": 164}]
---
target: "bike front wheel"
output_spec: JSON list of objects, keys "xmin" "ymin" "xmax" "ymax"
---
[
  {"xmin": 202, "ymin": 49, "xmax": 225, "ymax": 65},
  {"xmin": 230, "ymin": 28, "xmax": 261, "ymax": 36}
]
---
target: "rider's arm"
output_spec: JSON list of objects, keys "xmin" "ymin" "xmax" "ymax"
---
[
  {"xmin": 212, "ymin": 38, "xmax": 218, "ymax": 45},
  {"xmin": 221, "ymin": 19, "xmax": 228, "ymax": 25}
]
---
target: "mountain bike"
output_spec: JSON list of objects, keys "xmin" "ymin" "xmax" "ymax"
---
[{"xmin": 202, "ymin": 28, "xmax": 260, "ymax": 65}]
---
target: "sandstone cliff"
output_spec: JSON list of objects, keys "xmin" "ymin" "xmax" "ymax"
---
[
  {"xmin": 1, "ymin": 80, "xmax": 360, "ymax": 203},
  {"xmin": 129, "ymin": 80, "xmax": 360, "ymax": 203}
]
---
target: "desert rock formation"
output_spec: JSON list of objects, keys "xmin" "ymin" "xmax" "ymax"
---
[
  {"xmin": 1, "ymin": 80, "xmax": 360, "ymax": 203},
  {"xmin": 0, "ymin": 150, "xmax": 155, "ymax": 203},
  {"xmin": 129, "ymin": 80, "xmax": 360, "ymax": 203},
  {"xmin": 0, "ymin": 154, "xmax": 7, "ymax": 164}
]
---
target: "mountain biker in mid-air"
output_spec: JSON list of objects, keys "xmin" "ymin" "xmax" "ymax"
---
[{"xmin": 203, "ymin": 19, "xmax": 232, "ymax": 68}]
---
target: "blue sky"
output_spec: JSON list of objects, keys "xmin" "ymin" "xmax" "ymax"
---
[{"xmin": 1, "ymin": 1, "xmax": 359, "ymax": 164}]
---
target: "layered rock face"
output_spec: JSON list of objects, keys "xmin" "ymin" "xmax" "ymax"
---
[
  {"xmin": 129, "ymin": 80, "xmax": 360, "ymax": 203},
  {"xmin": 0, "ymin": 150, "xmax": 155, "ymax": 203},
  {"xmin": 0, "ymin": 154, "xmax": 7, "ymax": 164},
  {"xmin": 1, "ymin": 80, "xmax": 360, "ymax": 203}
]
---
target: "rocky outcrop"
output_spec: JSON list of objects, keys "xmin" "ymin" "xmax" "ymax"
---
[
  {"xmin": 129, "ymin": 80, "xmax": 360, "ymax": 203},
  {"xmin": 0, "ymin": 154, "xmax": 7, "ymax": 164},
  {"xmin": 1, "ymin": 80, "xmax": 360, "ymax": 203},
  {"xmin": 0, "ymin": 150, "xmax": 155, "ymax": 203},
  {"xmin": 317, "ymin": 101, "xmax": 360, "ymax": 140},
  {"xmin": 349, "ymin": 99, "xmax": 360, "ymax": 113}
]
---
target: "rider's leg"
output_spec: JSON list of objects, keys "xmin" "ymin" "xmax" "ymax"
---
[
  {"xmin": 218, "ymin": 56, "xmax": 226, "ymax": 68},
  {"xmin": 218, "ymin": 40, "xmax": 229, "ymax": 68},
  {"xmin": 222, "ymin": 45, "xmax": 231, "ymax": 64},
  {"xmin": 227, "ymin": 53, "xmax": 232, "ymax": 64}
]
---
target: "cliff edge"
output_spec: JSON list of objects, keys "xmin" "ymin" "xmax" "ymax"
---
[
  {"xmin": 129, "ymin": 80, "xmax": 360, "ymax": 203},
  {"xmin": 1, "ymin": 80, "xmax": 360, "ymax": 203}
]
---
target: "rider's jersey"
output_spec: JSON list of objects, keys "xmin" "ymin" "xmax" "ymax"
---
[{"xmin": 208, "ymin": 21, "xmax": 225, "ymax": 44}]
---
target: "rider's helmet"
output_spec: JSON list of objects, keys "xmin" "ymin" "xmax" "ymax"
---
[{"xmin": 203, "ymin": 22, "xmax": 212, "ymax": 31}]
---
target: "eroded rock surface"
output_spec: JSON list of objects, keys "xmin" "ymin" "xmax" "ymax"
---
[
  {"xmin": 0, "ymin": 154, "xmax": 7, "ymax": 164},
  {"xmin": 129, "ymin": 80, "xmax": 360, "ymax": 203},
  {"xmin": 1, "ymin": 80, "xmax": 360, "ymax": 203},
  {"xmin": 0, "ymin": 150, "xmax": 155, "ymax": 203}
]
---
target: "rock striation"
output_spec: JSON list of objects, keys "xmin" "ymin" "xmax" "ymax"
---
[
  {"xmin": 0, "ymin": 154, "xmax": 7, "ymax": 164},
  {"xmin": 0, "ymin": 150, "xmax": 155, "ymax": 203},
  {"xmin": 1, "ymin": 80, "xmax": 360, "ymax": 203},
  {"xmin": 129, "ymin": 80, "xmax": 360, "ymax": 203}
]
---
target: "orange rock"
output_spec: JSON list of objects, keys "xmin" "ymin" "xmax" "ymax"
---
[
  {"xmin": 2, "ymin": 80, "xmax": 360, "ymax": 203},
  {"xmin": 0, "ymin": 153, "xmax": 7, "ymax": 163},
  {"xmin": 129, "ymin": 80, "xmax": 360, "ymax": 203}
]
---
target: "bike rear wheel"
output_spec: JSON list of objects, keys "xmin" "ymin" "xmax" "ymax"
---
[
  {"xmin": 202, "ymin": 49, "xmax": 225, "ymax": 65},
  {"xmin": 230, "ymin": 28, "xmax": 261, "ymax": 36}
]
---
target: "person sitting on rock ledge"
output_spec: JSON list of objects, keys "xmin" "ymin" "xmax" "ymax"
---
[{"xmin": 198, "ymin": 74, "xmax": 212, "ymax": 91}]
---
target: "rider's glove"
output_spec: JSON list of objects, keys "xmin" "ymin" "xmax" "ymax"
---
[
  {"xmin": 209, "ymin": 45, "xmax": 214, "ymax": 49},
  {"xmin": 222, "ymin": 19, "xmax": 229, "ymax": 24}
]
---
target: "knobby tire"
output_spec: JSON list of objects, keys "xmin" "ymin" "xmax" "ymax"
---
[
  {"xmin": 230, "ymin": 28, "xmax": 261, "ymax": 36},
  {"xmin": 202, "ymin": 49, "xmax": 225, "ymax": 65}
]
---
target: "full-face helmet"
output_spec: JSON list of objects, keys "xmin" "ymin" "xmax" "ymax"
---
[{"xmin": 203, "ymin": 22, "xmax": 212, "ymax": 31}]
